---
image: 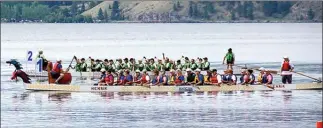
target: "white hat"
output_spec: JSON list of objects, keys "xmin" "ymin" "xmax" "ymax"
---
[
  {"xmin": 186, "ymin": 68, "xmax": 192, "ymax": 72},
  {"xmin": 283, "ymin": 56, "xmax": 289, "ymax": 59},
  {"xmin": 135, "ymin": 69, "xmax": 140, "ymax": 73},
  {"xmin": 195, "ymin": 69, "xmax": 201, "ymax": 72},
  {"xmin": 56, "ymin": 58, "xmax": 61, "ymax": 61},
  {"xmin": 100, "ymin": 69, "xmax": 106, "ymax": 72},
  {"xmin": 170, "ymin": 69, "xmax": 175, "ymax": 72},
  {"xmin": 259, "ymin": 67, "xmax": 265, "ymax": 71}
]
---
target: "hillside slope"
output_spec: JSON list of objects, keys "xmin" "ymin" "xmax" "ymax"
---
[{"xmin": 82, "ymin": 1, "xmax": 322, "ymax": 22}]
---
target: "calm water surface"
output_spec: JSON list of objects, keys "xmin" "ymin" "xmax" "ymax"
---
[{"xmin": 1, "ymin": 23, "xmax": 322, "ymax": 128}]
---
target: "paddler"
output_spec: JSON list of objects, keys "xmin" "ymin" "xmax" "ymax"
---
[
  {"xmin": 239, "ymin": 68, "xmax": 247, "ymax": 84},
  {"xmin": 124, "ymin": 70, "xmax": 133, "ymax": 86},
  {"xmin": 123, "ymin": 58, "xmax": 131, "ymax": 70},
  {"xmin": 203, "ymin": 70, "xmax": 212, "ymax": 85},
  {"xmin": 174, "ymin": 69, "xmax": 185, "ymax": 85},
  {"xmin": 280, "ymin": 56, "xmax": 294, "ymax": 84},
  {"xmin": 263, "ymin": 69, "xmax": 273, "ymax": 85},
  {"xmin": 144, "ymin": 60, "xmax": 152, "ymax": 71},
  {"xmin": 115, "ymin": 59, "xmax": 123, "ymax": 71},
  {"xmin": 75, "ymin": 58, "xmax": 87, "ymax": 72},
  {"xmin": 175, "ymin": 60, "xmax": 183, "ymax": 71},
  {"xmin": 98, "ymin": 68, "xmax": 106, "ymax": 84},
  {"xmin": 223, "ymin": 48, "xmax": 235, "ymax": 70},
  {"xmin": 202, "ymin": 57, "xmax": 210, "ymax": 70},
  {"xmin": 108, "ymin": 59, "xmax": 116, "ymax": 72},
  {"xmin": 164, "ymin": 58, "xmax": 172, "ymax": 71},
  {"xmin": 190, "ymin": 59, "xmax": 198, "ymax": 71},
  {"xmin": 100, "ymin": 70, "xmax": 114, "ymax": 86},
  {"xmin": 149, "ymin": 59, "xmax": 157, "ymax": 71},
  {"xmin": 140, "ymin": 70, "xmax": 150, "ymax": 85},
  {"xmin": 246, "ymin": 69, "xmax": 255, "ymax": 85},
  {"xmin": 137, "ymin": 60, "xmax": 145, "ymax": 71},
  {"xmin": 197, "ymin": 58, "xmax": 204, "ymax": 70},
  {"xmin": 222, "ymin": 69, "xmax": 237, "ymax": 85},
  {"xmin": 157, "ymin": 71, "xmax": 168, "ymax": 86},
  {"xmin": 50, "ymin": 58, "xmax": 65, "ymax": 84},
  {"xmin": 256, "ymin": 67, "xmax": 265, "ymax": 84},
  {"xmin": 116, "ymin": 70, "xmax": 125, "ymax": 85},
  {"xmin": 151, "ymin": 70, "xmax": 159, "ymax": 85},
  {"xmin": 129, "ymin": 58, "xmax": 136, "ymax": 71},
  {"xmin": 209, "ymin": 69, "xmax": 222, "ymax": 86},
  {"xmin": 183, "ymin": 57, "xmax": 191, "ymax": 71},
  {"xmin": 133, "ymin": 69, "xmax": 142, "ymax": 85},
  {"xmin": 35, "ymin": 50, "xmax": 48, "ymax": 70},
  {"xmin": 193, "ymin": 69, "xmax": 204, "ymax": 85},
  {"xmin": 93, "ymin": 59, "xmax": 103, "ymax": 72},
  {"xmin": 168, "ymin": 69, "xmax": 176, "ymax": 85},
  {"xmin": 157, "ymin": 59, "xmax": 165, "ymax": 71},
  {"xmin": 185, "ymin": 68, "xmax": 195, "ymax": 85}
]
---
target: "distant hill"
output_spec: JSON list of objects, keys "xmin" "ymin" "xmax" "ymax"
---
[
  {"xmin": 82, "ymin": 1, "xmax": 322, "ymax": 22},
  {"xmin": 1, "ymin": 1, "xmax": 322, "ymax": 23}
]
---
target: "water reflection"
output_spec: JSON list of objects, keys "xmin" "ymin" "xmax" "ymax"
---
[{"xmin": 47, "ymin": 92, "xmax": 72, "ymax": 102}]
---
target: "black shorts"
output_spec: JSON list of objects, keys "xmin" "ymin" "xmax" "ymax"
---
[
  {"xmin": 227, "ymin": 60, "xmax": 234, "ymax": 64},
  {"xmin": 282, "ymin": 75, "xmax": 292, "ymax": 84},
  {"xmin": 51, "ymin": 71, "xmax": 60, "ymax": 79}
]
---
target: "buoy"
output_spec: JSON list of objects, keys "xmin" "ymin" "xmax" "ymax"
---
[{"xmin": 317, "ymin": 121, "xmax": 322, "ymax": 128}]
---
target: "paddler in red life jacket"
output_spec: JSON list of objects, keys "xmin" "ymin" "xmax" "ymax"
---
[
  {"xmin": 100, "ymin": 70, "xmax": 114, "ymax": 86},
  {"xmin": 209, "ymin": 69, "xmax": 222, "ymax": 86},
  {"xmin": 140, "ymin": 70, "xmax": 150, "ymax": 85},
  {"xmin": 124, "ymin": 70, "xmax": 133, "ymax": 86},
  {"xmin": 51, "ymin": 58, "xmax": 64, "ymax": 84},
  {"xmin": 280, "ymin": 56, "xmax": 294, "ymax": 84},
  {"xmin": 174, "ymin": 69, "xmax": 185, "ymax": 86},
  {"xmin": 133, "ymin": 70, "xmax": 142, "ymax": 85}
]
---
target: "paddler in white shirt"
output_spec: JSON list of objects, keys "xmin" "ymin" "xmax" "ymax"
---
[{"xmin": 280, "ymin": 56, "xmax": 294, "ymax": 84}]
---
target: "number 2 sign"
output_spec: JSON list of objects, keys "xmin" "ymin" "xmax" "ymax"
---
[{"xmin": 27, "ymin": 51, "xmax": 33, "ymax": 62}]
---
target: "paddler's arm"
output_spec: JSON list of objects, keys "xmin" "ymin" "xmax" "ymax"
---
[{"xmin": 222, "ymin": 53, "xmax": 227, "ymax": 64}]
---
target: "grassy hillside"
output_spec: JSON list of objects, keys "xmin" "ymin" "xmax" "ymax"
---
[{"xmin": 82, "ymin": 1, "xmax": 322, "ymax": 22}]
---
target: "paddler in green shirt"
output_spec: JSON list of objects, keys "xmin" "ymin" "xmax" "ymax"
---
[
  {"xmin": 129, "ymin": 58, "xmax": 136, "ymax": 71},
  {"xmin": 176, "ymin": 60, "xmax": 183, "ymax": 71},
  {"xmin": 203, "ymin": 57, "xmax": 210, "ymax": 70},
  {"xmin": 197, "ymin": 58, "xmax": 204, "ymax": 70},
  {"xmin": 157, "ymin": 59, "xmax": 165, "ymax": 71},
  {"xmin": 122, "ymin": 58, "xmax": 131, "ymax": 70},
  {"xmin": 144, "ymin": 60, "xmax": 152, "ymax": 71},
  {"xmin": 93, "ymin": 59, "xmax": 103, "ymax": 72},
  {"xmin": 164, "ymin": 58, "xmax": 172, "ymax": 71},
  {"xmin": 103, "ymin": 59, "xmax": 109, "ymax": 71},
  {"xmin": 183, "ymin": 57, "xmax": 191, "ymax": 71},
  {"xmin": 115, "ymin": 59, "xmax": 123, "ymax": 71},
  {"xmin": 190, "ymin": 59, "xmax": 198, "ymax": 71},
  {"xmin": 137, "ymin": 60, "xmax": 145, "ymax": 71},
  {"xmin": 150, "ymin": 59, "xmax": 157, "ymax": 71}
]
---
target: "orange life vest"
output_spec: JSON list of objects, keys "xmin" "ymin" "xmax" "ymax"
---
[
  {"xmin": 210, "ymin": 75, "xmax": 219, "ymax": 83},
  {"xmin": 282, "ymin": 61, "xmax": 291, "ymax": 71},
  {"xmin": 175, "ymin": 75, "xmax": 183, "ymax": 84},
  {"xmin": 141, "ymin": 74, "xmax": 148, "ymax": 83},
  {"xmin": 52, "ymin": 63, "xmax": 61, "ymax": 73}
]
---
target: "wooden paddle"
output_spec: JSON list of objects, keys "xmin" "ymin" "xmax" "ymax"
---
[{"xmin": 291, "ymin": 71, "xmax": 322, "ymax": 82}]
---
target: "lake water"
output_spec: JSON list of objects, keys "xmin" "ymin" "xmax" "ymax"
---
[{"xmin": 1, "ymin": 23, "xmax": 322, "ymax": 128}]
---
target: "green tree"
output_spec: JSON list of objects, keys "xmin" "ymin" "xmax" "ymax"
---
[
  {"xmin": 231, "ymin": 11, "xmax": 236, "ymax": 20},
  {"xmin": 80, "ymin": 2, "xmax": 85, "ymax": 13},
  {"xmin": 97, "ymin": 8, "xmax": 104, "ymax": 20},
  {"xmin": 203, "ymin": 6, "xmax": 209, "ymax": 20},
  {"xmin": 193, "ymin": 3, "xmax": 198, "ymax": 18},
  {"xmin": 177, "ymin": 1, "xmax": 180, "ymax": 8},
  {"xmin": 173, "ymin": 3, "xmax": 177, "ymax": 11},
  {"xmin": 89, "ymin": 2, "xmax": 96, "ymax": 9},
  {"xmin": 109, "ymin": 4, "xmax": 112, "ymax": 9},
  {"xmin": 71, "ymin": 2, "xmax": 77, "ymax": 16},
  {"xmin": 111, "ymin": 1, "xmax": 120, "ymax": 20},
  {"xmin": 188, "ymin": 1, "xmax": 193, "ymax": 17},
  {"xmin": 103, "ymin": 10, "xmax": 109, "ymax": 22},
  {"xmin": 307, "ymin": 8, "xmax": 314, "ymax": 20}
]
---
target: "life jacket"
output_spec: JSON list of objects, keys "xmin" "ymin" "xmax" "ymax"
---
[
  {"xmin": 124, "ymin": 75, "xmax": 133, "ymax": 84},
  {"xmin": 204, "ymin": 75, "xmax": 210, "ymax": 82},
  {"xmin": 158, "ymin": 75, "xmax": 168, "ymax": 84},
  {"xmin": 141, "ymin": 74, "xmax": 148, "ymax": 83},
  {"xmin": 104, "ymin": 74, "xmax": 114, "ymax": 85},
  {"xmin": 152, "ymin": 76, "xmax": 158, "ymax": 84},
  {"xmin": 226, "ymin": 53, "xmax": 234, "ymax": 62},
  {"xmin": 194, "ymin": 74, "xmax": 204, "ymax": 84},
  {"xmin": 223, "ymin": 74, "xmax": 236, "ymax": 83},
  {"xmin": 175, "ymin": 75, "xmax": 183, "ymax": 84},
  {"xmin": 210, "ymin": 74, "xmax": 219, "ymax": 83},
  {"xmin": 262, "ymin": 74, "xmax": 273, "ymax": 84},
  {"xmin": 52, "ymin": 63, "xmax": 61, "ymax": 73},
  {"xmin": 134, "ymin": 75, "xmax": 141, "ymax": 83},
  {"xmin": 257, "ymin": 73, "xmax": 263, "ymax": 83},
  {"xmin": 249, "ymin": 74, "xmax": 255, "ymax": 84},
  {"xmin": 282, "ymin": 61, "xmax": 291, "ymax": 71},
  {"xmin": 169, "ymin": 75, "xmax": 175, "ymax": 83},
  {"xmin": 117, "ymin": 75, "xmax": 125, "ymax": 85},
  {"xmin": 240, "ymin": 75, "xmax": 245, "ymax": 83}
]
